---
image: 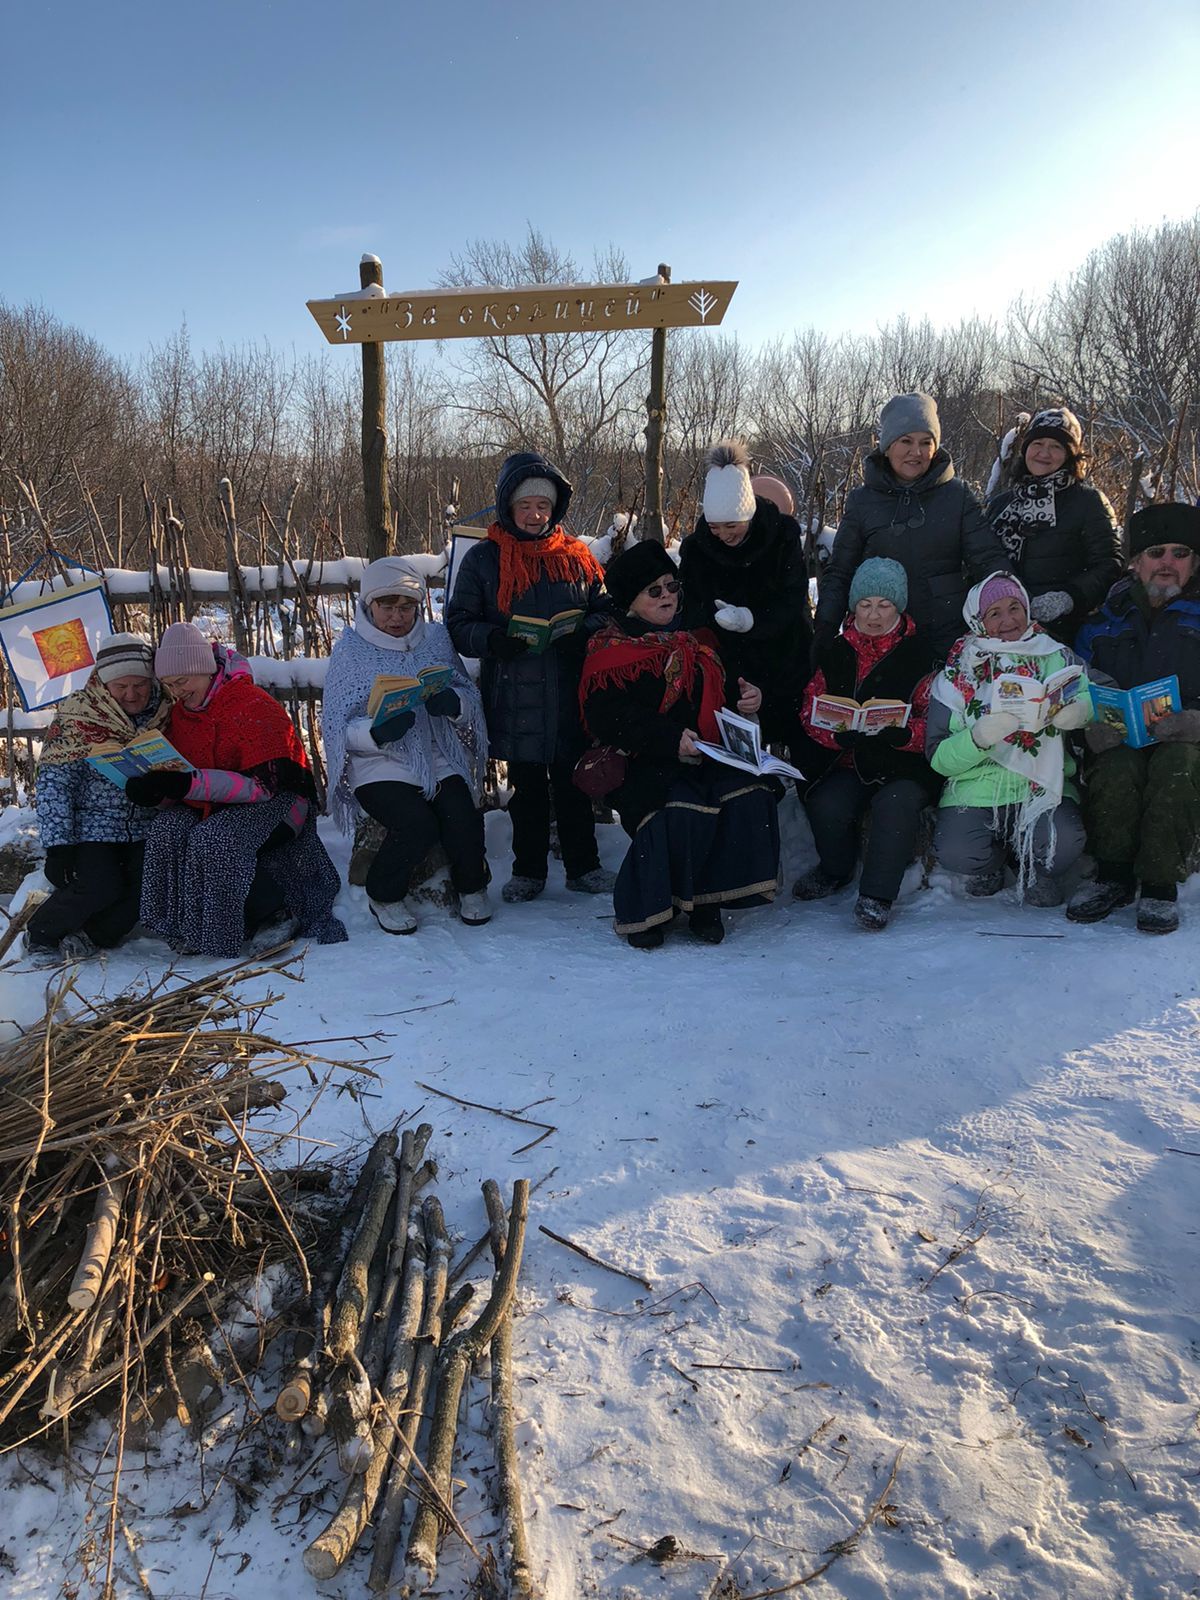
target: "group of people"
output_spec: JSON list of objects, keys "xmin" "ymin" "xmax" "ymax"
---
[{"xmin": 27, "ymin": 404, "xmax": 1200, "ymax": 963}]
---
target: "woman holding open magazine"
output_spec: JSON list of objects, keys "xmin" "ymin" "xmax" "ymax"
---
[
  {"xmin": 322, "ymin": 556, "xmax": 489, "ymax": 934},
  {"xmin": 925, "ymin": 573, "xmax": 1094, "ymax": 905},
  {"xmin": 578, "ymin": 542, "xmax": 781, "ymax": 950},
  {"xmin": 795, "ymin": 559, "xmax": 940, "ymax": 931}
]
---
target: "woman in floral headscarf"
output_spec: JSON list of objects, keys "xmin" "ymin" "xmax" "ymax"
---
[{"xmin": 925, "ymin": 573, "xmax": 1094, "ymax": 906}]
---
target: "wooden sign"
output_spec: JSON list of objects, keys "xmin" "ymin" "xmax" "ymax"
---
[{"xmin": 306, "ymin": 280, "xmax": 737, "ymax": 345}]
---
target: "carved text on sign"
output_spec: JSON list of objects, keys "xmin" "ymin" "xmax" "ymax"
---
[{"xmin": 306, "ymin": 281, "xmax": 738, "ymax": 345}]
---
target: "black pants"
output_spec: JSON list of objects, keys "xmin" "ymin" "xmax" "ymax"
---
[
  {"xmin": 804, "ymin": 768, "xmax": 929, "ymax": 903},
  {"xmin": 31, "ymin": 841, "xmax": 145, "ymax": 948},
  {"xmin": 506, "ymin": 758, "xmax": 599, "ymax": 881},
  {"xmin": 355, "ymin": 776, "xmax": 486, "ymax": 904}
]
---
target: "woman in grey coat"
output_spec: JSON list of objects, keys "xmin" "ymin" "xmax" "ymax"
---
[{"xmin": 814, "ymin": 393, "xmax": 1010, "ymax": 662}]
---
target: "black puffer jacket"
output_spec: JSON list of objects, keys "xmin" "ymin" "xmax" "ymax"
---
[
  {"xmin": 678, "ymin": 496, "xmax": 812, "ymax": 744},
  {"xmin": 816, "ymin": 450, "xmax": 1008, "ymax": 658},
  {"xmin": 445, "ymin": 454, "xmax": 607, "ymax": 765},
  {"xmin": 987, "ymin": 478, "xmax": 1121, "ymax": 643}
]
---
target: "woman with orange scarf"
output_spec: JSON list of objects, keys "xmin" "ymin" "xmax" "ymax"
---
[
  {"xmin": 580, "ymin": 543, "xmax": 781, "ymax": 949},
  {"xmin": 447, "ymin": 451, "xmax": 614, "ymax": 904}
]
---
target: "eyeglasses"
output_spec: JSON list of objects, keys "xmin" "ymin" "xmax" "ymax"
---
[
  {"xmin": 371, "ymin": 595, "xmax": 419, "ymax": 613},
  {"xmin": 1141, "ymin": 546, "xmax": 1193, "ymax": 562},
  {"xmin": 644, "ymin": 579, "xmax": 680, "ymax": 599}
]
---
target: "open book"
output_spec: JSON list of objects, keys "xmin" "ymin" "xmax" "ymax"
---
[
  {"xmin": 989, "ymin": 665, "xmax": 1084, "ymax": 731},
  {"xmin": 809, "ymin": 693, "xmax": 911, "ymax": 734},
  {"xmin": 87, "ymin": 731, "xmax": 194, "ymax": 791},
  {"xmin": 366, "ymin": 665, "xmax": 454, "ymax": 725},
  {"xmin": 693, "ymin": 708, "xmax": 804, "ymax": 781},
  {"xmin": 1089, "ymin": 674, "xmax": 1181, "ymax": 748},
  {"xmin": 507, "ymin": 609, "xmax": 584, "ymax": 654}
]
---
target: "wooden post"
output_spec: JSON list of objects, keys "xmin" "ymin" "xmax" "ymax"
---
[
  {"xmin": 360, "ymin": 254, "xmax": 392, "ymax": 561},
  {"xmin": 641, "ymin": 263, "xmax": 671, "ymax": 546},
  {"xmin": 217, "ymin": 478, "xmax": 251, "ymax": 654},
  {"xmin": 1122, "ymin": 450, "xmax": 1147, "ymax": 561}
]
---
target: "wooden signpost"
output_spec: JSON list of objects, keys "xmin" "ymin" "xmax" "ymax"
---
[{"xmin": 308, "ymin": 258, "xmax": 738, "ymax": 552}]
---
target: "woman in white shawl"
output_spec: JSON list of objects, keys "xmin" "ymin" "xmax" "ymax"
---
[
  {"xmin": 924, "ymin": 572, "xmax": 1093, "ymax": 905},
  {"xmin": 322, "ymin": 557, "xmax": 489, "ymax": 933}
]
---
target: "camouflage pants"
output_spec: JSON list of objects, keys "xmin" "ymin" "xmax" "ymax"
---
[{"xmin": 1083, "ymin": 742, "xmax": 1200, "ymax": 885}]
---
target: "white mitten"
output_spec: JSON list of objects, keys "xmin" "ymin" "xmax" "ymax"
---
[
  {"xmin": 971, "ymin": 711, "xmax": 1021, "ymax": 748},
  {"xmin": 1029, "ymin": 590, "xmax": 1073, "ymax": 622},
  {"xmin": 1050, "ymin": 697, "xmax": 1092, "ymax": 731},
  {"xmin": 714, "ymin": 600, "xmax": 754, "ymax": 633}
]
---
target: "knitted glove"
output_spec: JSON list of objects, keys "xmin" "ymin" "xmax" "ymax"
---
[
  {"xmin": 1150, "ymin": 709, "xmax": 1200, "ymax": 744},
  {"xmin": 370, "ymin": 708, "xmax": 416, "ymax": 748},
  {"xmin": 971, "ymin": 711, "xmax": 1021, "ymax": 748},
  {"xmin": 869, "ymin": 724, "xmax": 911, "ymax": 747},
  {"xmin": 44, "ymin": 843, "xmax": 78, "ymax": 885},
  {"xmin": 125, "ymin": 769, "xmax": 192, "ymax": 805},
  {"xmin": 1029, "ymin": 590, "xmax": 1074, "ymax": 623},
  {"xmin": 1050, "ymin": 697, "xmax": 1092, "ymax": 732},
  {"xmin": 1085, "ymin": 721, "xmax": 1125, "ymax": 754},
  {"xmin": 489, "ymin": 628, "xmax": 531, "ymax": 662},
  {"xmin": 714, "ymin": 600, "xmax": 754, "ymax": 633},
  {"xmin": 424, "ymin": 687, "xmax": 461, "ymax": 719}
]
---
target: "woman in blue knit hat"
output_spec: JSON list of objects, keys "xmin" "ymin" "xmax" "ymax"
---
[{"xmin": 795, "ymin": 557, "xmax": 941, "ymax": 930}]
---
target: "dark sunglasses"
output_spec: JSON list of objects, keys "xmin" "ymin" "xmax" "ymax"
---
[
  {"xmin": 1141, "ymin": 546, "xmax": 1193, "ymax": 561},
  {"xmin": 644, "ymin": 578, "xmax": 681, "ymax": 599}
]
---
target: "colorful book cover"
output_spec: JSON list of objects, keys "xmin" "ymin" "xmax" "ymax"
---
[{"xmin": 1089, "ymin": 675, "xmax": 1181, "ymax": 748}]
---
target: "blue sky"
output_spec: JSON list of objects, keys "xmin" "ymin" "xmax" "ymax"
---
[{"xmin": 3, "ymin": 0, "xmax": 1198, "ymax": 364}]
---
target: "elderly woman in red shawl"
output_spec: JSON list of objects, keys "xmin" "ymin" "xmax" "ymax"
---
[
  {"xmin": 579, "ymin": 543, "xmax": 781, "ymax": 949},
  {"xmin": 127, "ymin": 622, "xmax": 346, "ymax": 957}
]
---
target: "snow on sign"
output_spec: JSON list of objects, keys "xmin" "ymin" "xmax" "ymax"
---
[{"xmin": 306, "ymin": 279, "xmax": 738, "ymax": 343}]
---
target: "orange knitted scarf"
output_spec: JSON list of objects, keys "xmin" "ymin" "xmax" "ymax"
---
[{"xmin": 487, "ymin": 522, "xmax": 604, "ymax": 614}]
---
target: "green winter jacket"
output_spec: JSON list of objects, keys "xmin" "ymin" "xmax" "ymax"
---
[{"xmin": 925, "ymin": 645, "xmax": 1088, "ymax": 810}]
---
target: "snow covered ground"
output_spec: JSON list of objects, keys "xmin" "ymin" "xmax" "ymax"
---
[{"xmin": 2, "ymin": 794, "xmax": 1199, "ymax": 1599}]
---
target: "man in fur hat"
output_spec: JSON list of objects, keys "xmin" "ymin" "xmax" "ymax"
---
[{"xmin": 1070, "ymin": 504, "xmax": 1200, "ymax": 933}]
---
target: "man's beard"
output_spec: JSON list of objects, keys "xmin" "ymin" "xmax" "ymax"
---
[{"xmin": 1146, "ymin": 577, "xmax": 1183, "ymax": 605}]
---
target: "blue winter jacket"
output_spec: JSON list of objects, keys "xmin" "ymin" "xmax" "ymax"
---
[{"xmin": 36, "ymin": 694, "xmax": 165, "ymax": 848}]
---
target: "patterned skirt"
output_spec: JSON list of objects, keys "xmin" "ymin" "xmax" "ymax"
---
[
  {"xmin": 612, "ymin": 768, "xmax": 780, "ymax": 936},
  {"xmin": 140, "ymin": 796, "xmax": 347, "ymax": 958}
]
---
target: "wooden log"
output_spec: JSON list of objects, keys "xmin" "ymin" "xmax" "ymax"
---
[
  {"xmin": 327, "ymin": 1131, "xmax": 399, "ymax": 1363},
  {"xmin": 483, "ymin": 1180, "xmax": 538, "ymax": 1598},
  {"xmin": 360, "ymin": 255, "xmax": 393, "ymax": 562},
  {"xmin": 362, "ymin": 1122, "xmax": 432, "ymax": 1377},
  {"xmin": 641, "ymin": 263, "xmax": 671, "ymax": 546},
  {"xmin": 403, "ymin": 1180, "xmax": 530, "ymax": 1592},
  {"xmin": 67, "ymin": 1170, "xmax": 127, "ymax": 1311}
]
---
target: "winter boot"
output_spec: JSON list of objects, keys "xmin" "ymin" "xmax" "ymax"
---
[
  {"xmin": 23, "ymin": 932, "xmax": 63, "ymax": 968},
  {"xmin": 458, "ymin": 890, "xmax": 492, "ymax": 926},
  {"xmin": 1065, "ymin": 876, "xmax": 1135, "ymax": 924},
  {"xmin": 371, "ymin": 898, "xmax": 418, "ymax": 935},
  {"xmin": 501, "ymin": 875, "xmax": 546, "ymax": 904},
  {"xmin": 965, "ymin": 866, "xmax": 1005, "ymax": 897},
  {"xmin": 565, "ymin": 867, "xmax": 617, "ymax": 895},
  {"xmin": 247, "ymin": 914, "xmax": 299, "ymax": 953},
  {"xmin": 688, "ymin": 906, "xmax": 725, "ymax": 944},
  {"xmin": 627, "ymin": 926, "xmax": 665, "ymax": 950},
  {"xmin": 792, "ymin": 865, "xmax": 851, "ymax": 901},
  {"xmin": 853, "ymin": 895, "xmax": 892, "ymax": 931},
  {"xmin": 1023, "ymin": 870, "xmax": 1064, "ymax": 908},
  {"xmin": 58, "ymin": 931, "xmax": 99, "ymax": 962},
  {"xmin": 1137, "ymin": 883, "xmax": 1179, "ymax": 935}
]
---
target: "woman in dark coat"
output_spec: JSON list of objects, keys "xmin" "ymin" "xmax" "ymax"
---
[
  {"xmin": 987, "ymin": 406, "xmax": 1121, "ymax": 643},
  {"xmin": 579, "ymin": 542, "xmax": 781, "ymax": 950},
  {"xmin": 795, "ymin": 558, "xmax": 941, "ymax": 930},
  {"xmin": 678, "ymin": 440, "xmax": 812, "ymax": 753},
  {"xmin": 446, "ymin": 451, "xmax": 613, "ymax": 904},
  {"xmin": 814, "ymin": 392, "xmax": 1009, "ymax": 662}
]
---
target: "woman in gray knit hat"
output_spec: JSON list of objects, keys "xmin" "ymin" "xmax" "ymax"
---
[{"xmin": 814, "ymin": 393, "xmax": 1010, "ymax": 662}]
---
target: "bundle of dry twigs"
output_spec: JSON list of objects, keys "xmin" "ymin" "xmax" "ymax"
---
[{"xmin": 0, "ymin": 954, "xmax": 359, "ymax": 1457}]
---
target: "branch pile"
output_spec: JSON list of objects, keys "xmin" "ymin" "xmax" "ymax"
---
[{"xmin": 0, "ymin": 956, "xmax": 358, "ymax": 1451}]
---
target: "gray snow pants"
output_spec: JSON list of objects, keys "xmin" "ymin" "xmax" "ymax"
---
[{"xmin": 933, "ymin": 799, "xmax": 1085, "ymax": 877}]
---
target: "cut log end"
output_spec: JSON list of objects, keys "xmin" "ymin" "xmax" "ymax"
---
[{"xmin": 274, "ymin": 1373, "xmax": 312, "ymax": 1422}]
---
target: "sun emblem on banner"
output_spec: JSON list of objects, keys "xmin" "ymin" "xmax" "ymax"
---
[{"xmin": 32, "ymin": 618, "xmax": 94, "ymax": 679}]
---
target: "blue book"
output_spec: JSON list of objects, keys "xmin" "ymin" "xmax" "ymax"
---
[{"xmin": 1089, "ymin": 675, "xmax": 1181, "ymax": 749}]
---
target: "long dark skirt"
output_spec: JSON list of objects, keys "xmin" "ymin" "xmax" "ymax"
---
[
  {"xmin": 613, "ymin": 768, "xmax": 780, "ymax": 936},
  {"xmin": 140, "ymin": 797, "xmax": 347, "ymax": 958}
]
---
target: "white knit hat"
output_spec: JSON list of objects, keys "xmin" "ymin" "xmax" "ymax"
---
[
  {"xmin": 509, "ymin": 476, "xmax": 558, "ymax": 507},
  {"xmin": 360, "ymin": 556, "xmax": 426, "ymax": 608},
  {"xmin": 702, "ymin": 440, "xmax": 756, "ymax": 524}
]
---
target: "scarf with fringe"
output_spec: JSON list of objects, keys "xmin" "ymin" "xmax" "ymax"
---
[
  {"xmin": 992, "ymin": 467, "xmax": 1075, "ymax": 562},
  {"xmin": 931, "ymin": 574, "xmax": 1073, "ymax": 888},
  {"xmin": 487, "ymin": 521, "xmax": 604, "ymax": 614},
  {"xmin": 39, "ymin": 674, "xmax": 169, "ymax": 767},
  {"xmin": 321, "ymin": 603, "xmax": 487, "ymax": 833},
  {"xmin": 580, "ymin": 621, "xmax": 726, "ymax": 743}
]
